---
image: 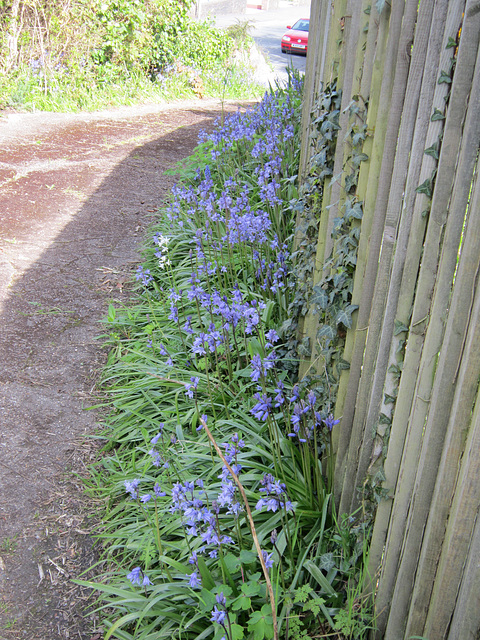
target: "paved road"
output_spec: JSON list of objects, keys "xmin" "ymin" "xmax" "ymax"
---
[{"xmin": 215, "ymin": 0, "xmax": 311, "ymax": 85}]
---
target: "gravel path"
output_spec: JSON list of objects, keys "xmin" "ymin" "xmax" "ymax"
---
[{"xmin": 0, "ymin": 99, "xmax": 246, "ymax": 640}]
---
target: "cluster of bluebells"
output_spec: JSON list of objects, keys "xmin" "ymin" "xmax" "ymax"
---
[
  {"xmin": 120, "ymin": 79, "xmax": 339, "ymax": 610},
  {"xmin": 288, "ymin": 389, "xmax": 340, "ymax": 443},
  {"xmin": 256, "ymin": 473, "xmax": 293, "ymax": 513},
  {"xmin": 127, "ymin": 566, "xmax": 153, "ymax": 587},
  {"xmin": 171, "ymin": 433, "xmax": 246, "ymax": 588},
  {"xmin": 130, "ymin": 81, "xmax": 305, "ymax": 391}
]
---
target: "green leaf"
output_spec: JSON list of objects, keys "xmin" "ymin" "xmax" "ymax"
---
[
  {"xmin": 303, "ymin": 560, "xmax": 336, "ymax": 595},
  {"xmin": 248, "ymin": 605, "xmax": 274, "ymax": 640},
  {"xmin": 232, "ymin": 594, "xmax": 252, "ymax": 611},
  {"xmin": 107, "ymin": 303, "xmax": 116, "ymax": 322},
  {"xmin": 242, "ymin": 580, "xmax": 261, "ymax": 597},
  {"xmin": 317, "ymin": 324, "xmax": 336, "ymax": 340},
  {"xmin": 198, "ymin": 588, "xmax": 217, "ymax": 613},
  {"xmin": 438, "ymin": 70, "xmax": 452, "ymax": 84},
  {"xmin": 312, "ymin": 284, "xmax": 329, "ymax": 309},
  {"xmin": 424, "ymin": 144, "xmax": 439, "ymax": 159},
  {"xmin": 431, "ymin": 108, "xmax": 445, "ymax": 121},
  {"xmin": 376, "ymin": 0, "xmax": 386, "ymax": 14},
  {"xmin": 239, "ymin": 549, "xmax": 258, "ymax": 565},
  {"xmin": 230, "ymin": 623, "xmax": 245, "ymax": 640},
  {"xmin": 223, "ymin": 553, "xmax": 240, "ymax": 573},
  {"xmin": 394, "ymin": 319, "xmax": 409, "ymax": 335},
  {"xmin": 415, "ymin": 179, "xmax": 432, "ymax": 197},
  {"xmin": 446, "ymin": 36, "xmax": 457, "ymax": 49},
  {"xmin": 197, "ymin": 557, "xmax": 215, "ymax": 590}
]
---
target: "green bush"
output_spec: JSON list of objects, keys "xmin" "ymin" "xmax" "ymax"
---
[{"xmin": 0, "ymin": 0, "xmax": 260, "ymax": 110}]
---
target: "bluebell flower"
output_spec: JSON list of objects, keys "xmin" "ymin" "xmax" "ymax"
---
[
  {"xmin": 154, "ymin": 483, "xmax": 166, "ymax": 498},
  {"xmin": 324, "ymin": 414, "xmax": 340, "ymax": 430},
  {"xmin": 151, "ymin": 426, "xmax": 164, "ymax": 445},
  {"xmin": 127, "ymin": 567, "xmax": 142, "ymax": 585},
  {"xmin": 135, "ymin": 266, "xmax": 153, "ymax": 287},
  {"xmin": 251, "ymin": 392, "xmax": 273, "ymax": 421},
  {"xmin": 211, "ymin": 606, "xmax": 227, "ymax": 625},
  {"xmin": 124, "ymin": 478, "xmax": 141, "ymax": 499},
  {"xmin": 262, "ymin": 550, "xmax": 274, "ymax": 569},
  {"xmin": 188, "ymin": 571, "xmax": 201, "ymax": 588}
]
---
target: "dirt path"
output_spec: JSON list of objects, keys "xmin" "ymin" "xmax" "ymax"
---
[{"xmin": 0, "ymin": 99, "xmax": 243, "ymax": 640}]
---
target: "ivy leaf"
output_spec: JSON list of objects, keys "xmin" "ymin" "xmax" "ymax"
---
[
  {"xmin": 312, "ymin": 284, "xmax": 329, "ymax": 309},
  {"xmin": 415, "ymin": 179, "xmax": 432, "ymax": 197},
  {"xmin": 335, "ymin": 304, "xmax": 358, "ymax": 329},
  {"xmin": 298, "ymin": 336, "xmax": 311, "ymax": 357},
  {"xmin": 319, "ymin": 552, "xmax": 336, "ymax": 571},
  {"xmin": 394, "ymin": 320, "xmax": 409, "ymax": 335},
  {"xmin": 424, "ymin": 143, "xmax": 439, "ymax": 159},
  {"xmin": 345, "ymin": 200, "xmax": 363, "ymax": 220},
  {"xmin": 318, "ymin": 325, "xmax": 336, "ymax": 340},
  {"xmin": 438, "ymin": 70, "xmax": 452, "ymax": 84},
  {"xmin": 344, "ymin": 172, "xmax": 358, "ymax": 193},
  {"xmin": 378, "ymin": 413, "xmax": 392, "ymax": 425},
  {"xmin": 351, "ymin": 152, "xmax": 369, "ymax": 167},
  {"xmin": 352, "ymin": 131, "xmax": 367, "ymax": 146},
  {"xmin": 431, "ymin": 108, "xmax": 445, "ymax": 121},
  {"xmin": 446, "ymin": 36, "xmax": 457, "ymax": 49},
  {"xmin": 376, "ymin": 0, "xmax": 386, "ymax": 14},
  {"xmin": 336, "ymin": 358, "xmax": 351, "ymax": 371}
]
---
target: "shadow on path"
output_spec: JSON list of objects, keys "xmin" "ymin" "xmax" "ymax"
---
[{"xmin": 0, "ymin": 102, "xmax": 242, "ymax": 639}]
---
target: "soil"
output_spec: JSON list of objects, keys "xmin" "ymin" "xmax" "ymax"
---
[{"xmin": 0, "ymin": 99, "xmax": 249, "ymax": 640}]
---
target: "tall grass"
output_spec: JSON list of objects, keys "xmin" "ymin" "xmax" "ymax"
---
[{"xmin": 81, "ymin": 72, "xmax": 373, "ymax": 640}]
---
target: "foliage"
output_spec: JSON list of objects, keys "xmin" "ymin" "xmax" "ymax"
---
[
  {"xmin": 0, "ymin": 0, "xmax": 262, "ymax": 110},
  {"xmin": 80, "ymin": 74, "xmax": 372, "ymax": 640},
  {"xmin": 288, "ymin": 83, "xmax": 368, "ymax": 418}
]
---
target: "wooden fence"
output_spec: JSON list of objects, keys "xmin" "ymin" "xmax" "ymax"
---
[{"xmin": 294, "ymin": 0, "xmax": 480, "ymax": 638}]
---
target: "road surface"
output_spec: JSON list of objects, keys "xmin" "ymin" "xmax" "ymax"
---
[{"xmin": 215, "ymin": 0, "xmax": 311, "ymax": 85}]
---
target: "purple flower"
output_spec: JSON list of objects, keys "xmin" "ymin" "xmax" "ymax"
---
[
  {"xmin": 142, "ymin": 574, "xmax": 153, "ymax": 587},
  {"xmin": 151, "ymin": 427, "xmax": 164, "ymax": 445},
  {"xmin": 324, "ymin": 414, "xmax": 340, "ymax": 431},
  {"xmin": 188, "ymin": 571, "xmax": 201, "ymax": 588},
  {"xmin": 135, "ymin": 266, "xmax": 153, "ymax": 286},
  {"xmin": 154, "ymin": 483, "xmax": 166, "ymax": 498},
  {"xmin": 127, "ymin": 567, "xmax": 142, "ymax": 585},
  {"xmin": 262, "ymin": 550, "xmax": 274, "ymax": 569},
  {"xmin": 251, "ymin": 392, "xmax": 273, "ymax": 422},
  {"xmin": 211, "ymin": 606, "xmax": 227, "ymax": 625},
  {"xmin": 124, "ymin": 479, "xmax": 141, "ymax": 499}
]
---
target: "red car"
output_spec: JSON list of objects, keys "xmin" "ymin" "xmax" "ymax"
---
[{"xmin": 281, "ymin": 18, "xmax": 309, "ymax": 55}]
